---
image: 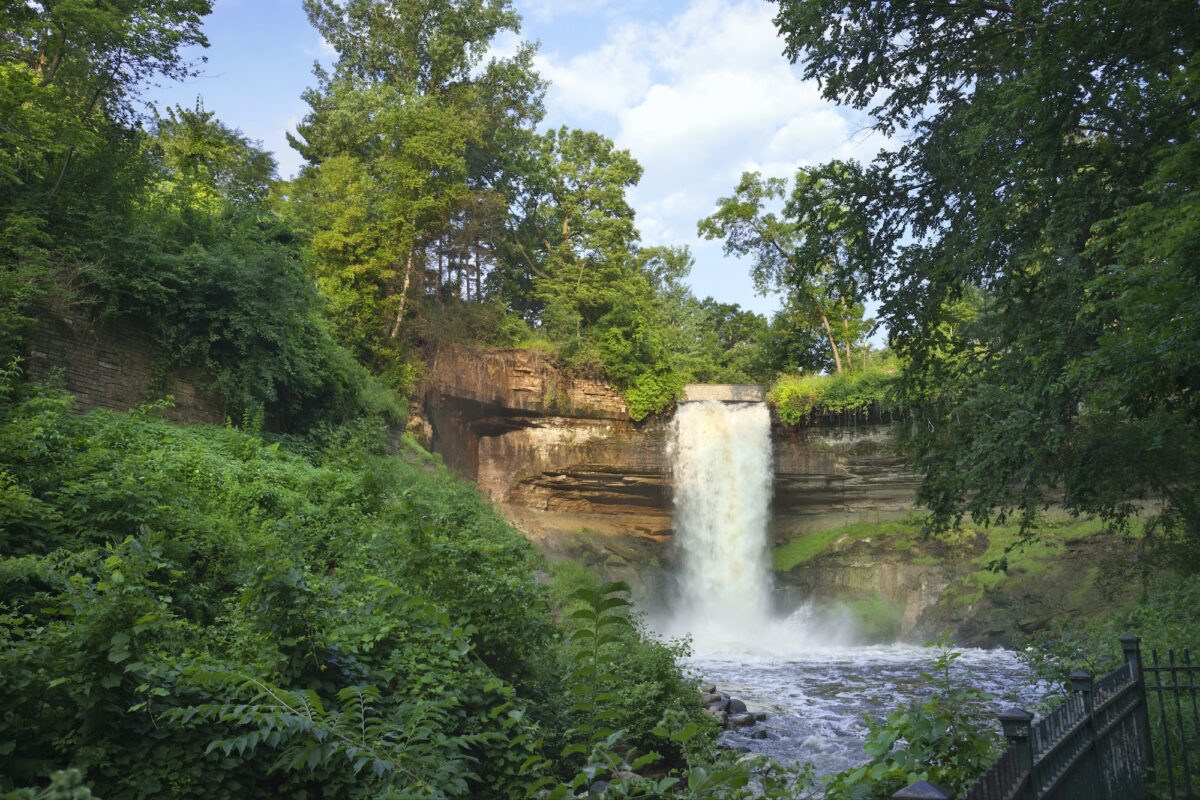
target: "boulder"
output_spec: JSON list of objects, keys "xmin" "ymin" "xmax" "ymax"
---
[
  {"xmin": 728, "ymin": 698, "xmax": 747, "ymax": 714},
  {"xmin": 752, "ymin": 711, "xmax": 767, "ymax": 722},
  {"xmin": 730, "ymin": 713, "xmax": 756, "ymax": 727},
  {"xmin": 749, "ymin": 728, "xmax": 768, "ymax": 740},
  {"xmin": 700, "ymin": 692, "xmax": 722, "ymax": 706},
  {"xmin": 706, "ymin": 696, "xmax": 730, "ymax": 712}
]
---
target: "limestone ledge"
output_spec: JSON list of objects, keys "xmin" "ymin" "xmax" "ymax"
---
[{"xmin": 420, "ymin": 345, "xmax": 920, "ymax": 589}]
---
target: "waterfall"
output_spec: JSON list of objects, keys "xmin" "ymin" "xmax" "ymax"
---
[{"xmin": 664, "ymin": 399, "xmax": 774, "ymax": 649}]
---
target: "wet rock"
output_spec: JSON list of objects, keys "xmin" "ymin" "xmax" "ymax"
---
[
  {"xmin": 702, "ymin": 683, "xmax": 717, "ymax": 695},
  {"xmin": 752, "ymin": 711, "xmax": 767, "ymax": 722},
  {"xmin": 704, "ymin": 707, "xmax": 728, "ymax": 723},
  {"xmin": 700, "ymin": 692, "xmax": 722, "ymax": 706},
  {"xmin": 706, "ymin": 696, "xmax": 730, "ymax": 712},
  {"xmin": 730, "ymin": 713, "xmax": 756, "ymax": 727},
  {"xmin": 749, "ymin": 728, "xmax": 768, "ymax": 740},
  {"xmin": 728, "ymin": 698, "xmax": 747, "ymax": 714}
]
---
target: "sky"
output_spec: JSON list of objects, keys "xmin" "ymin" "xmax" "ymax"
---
[{"xmin": 148, "ymin": 0, "xmax": 887, "ymax": 317}]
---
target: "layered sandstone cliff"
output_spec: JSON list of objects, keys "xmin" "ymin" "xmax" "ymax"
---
[{"xmin": 419, "ymin": 345, "xmax": 919, "ymax": 590}]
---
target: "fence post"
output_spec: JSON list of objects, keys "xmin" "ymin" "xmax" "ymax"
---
[
  {"xmin": 999, "ymin": 707, "xmax": 1035, "ymax": 800},
  {"xmin": 892, "ymin": 780, "xmax": 954, "ymax": 799},
  {"xmin": 1120, "ymin": 633, "xmax": 1156, "ymax": 786},
  {"xmin": 1071, "ymin": 670, "xmax": 1108, "ymax": 800}
]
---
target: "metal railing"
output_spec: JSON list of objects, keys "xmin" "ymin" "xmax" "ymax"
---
[{"xmin": 894, "ymin": 636, "xmax": 1199, "ymax": 800}]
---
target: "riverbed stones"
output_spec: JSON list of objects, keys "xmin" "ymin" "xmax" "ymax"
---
[{"xmin": 699, "ymin": 687, "xmax": 768, "ymax": 731}]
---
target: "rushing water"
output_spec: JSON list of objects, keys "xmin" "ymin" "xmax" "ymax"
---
[
  {"xmin": 652, "ymin": 395, "xmax": 1040, "ymax": 772},
  {"xmin": 657, "ymin": 400, "xmax": 775, "ymax": 648},
  {"xmin": 685, "ymin": 644, "xmax": 1040, "ymax": 773}
]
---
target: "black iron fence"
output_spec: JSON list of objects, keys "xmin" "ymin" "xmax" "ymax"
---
[{"xmin": 893, "ymin": 636, "xmax": 1200, "ymax": 800}]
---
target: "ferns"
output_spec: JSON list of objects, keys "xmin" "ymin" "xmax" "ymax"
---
[{"xmin": 168, "ymin": 674, "xmax": 478, "ymax": 798}]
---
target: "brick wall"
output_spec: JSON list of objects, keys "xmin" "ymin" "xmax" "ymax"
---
[{"xmin": 23, "ymin": 314, "xmax": 226, "ymax": 424}]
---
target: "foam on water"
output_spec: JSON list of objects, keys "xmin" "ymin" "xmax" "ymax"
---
[
  {"xmin": 656, "ymin": 400, "xmax": 777, "ymax": 649},
  {"xmin": 651, "ymin": 395, "xmax": 1041, "ymax": 772},
  {"xmin": 686, "ymin": 644, "xmax": 1040, "ymax": 772}
]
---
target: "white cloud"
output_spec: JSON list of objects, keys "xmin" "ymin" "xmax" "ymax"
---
[
  {"xmin": 532, "ymin": 0, "xmax": 887, "ymax": 313},
  {"xmin": 535, "ymin": 25, "xmax": 652, "ymax": 120},
  {"xmin": 523, "ymin": 0, "xmax": 615, "ymax": 23}
]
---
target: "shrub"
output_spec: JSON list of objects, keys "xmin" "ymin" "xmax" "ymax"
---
[{"xmin": 769, "ymin": 357, "xmax": 899, "ymax": 425}]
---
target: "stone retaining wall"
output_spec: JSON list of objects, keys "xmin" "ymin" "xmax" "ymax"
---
[{"xmin": 23, "ymin": 314, "xmax": 224, "ymax": 424}]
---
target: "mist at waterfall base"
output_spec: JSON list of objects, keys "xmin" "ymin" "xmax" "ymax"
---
[
  {"xmin": 652, "ymin": 399, "xmax": 856, "ymax": 653},
  {"xmin": 647, "ymin": 399, "xmax": 1039, "ymax": 771}
]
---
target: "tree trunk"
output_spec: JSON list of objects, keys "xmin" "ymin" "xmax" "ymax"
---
[
  {"xmin": 437, "ymin": 237, "xmax": 444, "ymax": 301},
  {"xmin": 820, "ymin": 313, "xmax": 843, "ymax": 374},
  {"xmin": 839, "ymin": 297, "xmax": 854, "ymax": 370},
  {"xmin": 390, "ymin": 246, "xmax": 415, "ymax": 339},
  {"xmin": 474, "ymin": 247, "xmax": 482, "ymax": 301}
]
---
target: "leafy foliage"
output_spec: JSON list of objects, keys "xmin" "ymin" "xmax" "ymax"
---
[
  {"xmin": 0, "ymin": 381, "xmax": 556, "ymax": 797},
  {"xmin": 769, "ymin": 0, "xmax": 1200, "ymax": 552},
  {"xmin": 698, "ymin": 169, "xmax": 873, "ymax": 375},
  {"xmin": 0, "ymin": 377, "xmax": 750, "ymax": 797},
  {"xmin": 769, "ymin": 354, "xmax": 898, "ymax": 425}
]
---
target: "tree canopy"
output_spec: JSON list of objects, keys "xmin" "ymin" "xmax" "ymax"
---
[{"xmin": 770, "ymin": 0, "xmax": 1200, "ymax": 555}]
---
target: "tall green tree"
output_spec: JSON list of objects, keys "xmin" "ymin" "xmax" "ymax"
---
[
  {"xmin": 698, "ymin": 169, "xmax": 870, "ymax": 373},
  {"xmin": 528, "ymin": 127, "xmax": 644, "ymax": 341},
  {"xmin": 771, "ymin": 0, "xmax": 1200, "ymax": 557},
  {"xmin": 287, "ymin": 0, "xmax": 545, "ymax": 379}
]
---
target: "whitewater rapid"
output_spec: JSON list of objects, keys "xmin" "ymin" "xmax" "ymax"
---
[{"xmin": 651, "ymin": 395, "xmax": 1039, "ymax": 771}]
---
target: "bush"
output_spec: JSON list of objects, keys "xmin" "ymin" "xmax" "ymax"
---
[
  {"xmin": 769, "ymin": 357, "xmax": 899, "ymax": 425},
  {"xmin": 0, "ymin": 387, "xmax": 550, "ymax": 797},
  {"xmin": 0, "ymin": 384, "xmax": 730, "ymax": 797}
]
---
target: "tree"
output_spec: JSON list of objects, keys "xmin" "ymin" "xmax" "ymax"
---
[
  {"xmin": 527, "ymin": 127, "xmax": 644, "ymax": 342},
  {"xmin": 287, "ymin": 0, "xmax": 550, "ymax": 375},
  {"xmin": 0, "ymin": 1, "xmax": 212, "ymax": 359},
  {"xmin": 771, "ymin": 0, "xmax": 1200, "ymax": 556},
  {"xmin": 1, "ymin": 0, "xmax": 211, "ymax": 196},
  {"xmin": 698, "ymin": 169, "xmax": 869, "ymax": 373}
]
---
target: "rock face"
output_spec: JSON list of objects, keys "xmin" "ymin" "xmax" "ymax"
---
[
  {"xmin": 24, "ymin": 313, "xmax": 224, "ymax": 424},
  {"xmin": 420, "ymin": 345, "xmax": 919, "ymax": 592},
  {"xmin": 420, "ymin": 346, "xmax": 1126, "ymax": 646}
]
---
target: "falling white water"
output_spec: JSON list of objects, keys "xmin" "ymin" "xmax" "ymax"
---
[
  {"xmin": 663, "ymin": 400, "xmax": 775, "ymax": 649},
  {"xmin": 653, "ymin": 399, "xmax": 1042, "ymax": 770}
]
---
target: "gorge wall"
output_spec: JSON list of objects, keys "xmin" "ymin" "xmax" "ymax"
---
[
  {"xmin": 420, "ymin": 345, "xmax": 920, "ymax": 592},
  {"xmin": 419, "ymin": 346, "xmax": 1134, "ymax": 647},
  {"xmin": 23, "ymin": 313, "xmax": 224, "ymax": 424}
]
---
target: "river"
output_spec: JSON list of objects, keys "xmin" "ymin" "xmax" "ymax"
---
[
  {"xmin": 659, "ymin": 396, "xmax": 1042, "ymax": 775},
  {"xmin": 686, "ymin": 642, "xmax": 1040, "ymax": 774}
]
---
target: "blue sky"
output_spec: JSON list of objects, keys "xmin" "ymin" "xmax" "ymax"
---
[{"xmin": 148, "ymin": 0, "xmax": 885, "ymax": 317}]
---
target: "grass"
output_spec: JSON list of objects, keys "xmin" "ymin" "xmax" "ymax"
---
[
  {"xmin": 771, "ymin": 518, "xmax": 923, "ymax": 571},
  {"xmin": 772, "ymin": 512, "xmax": 1136, "ymax": 579}
]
